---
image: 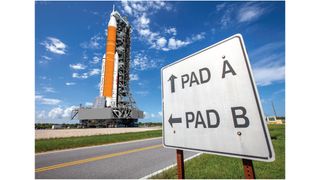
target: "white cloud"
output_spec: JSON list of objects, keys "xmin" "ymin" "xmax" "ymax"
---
[
  {"xmin": 130, "ymin": 73, "xmax": 139, "ymax": 81},
  {"xmin": 165, "ymin": 27, "xmax": 177, "ymax": 35},
  {"xmin": 88, "ymin": 69, "xmax": 100, "ymax": 76},
  {"xmin": 36, "ymin": 110, "xmax": 46, "ymax": 120},
  {"xmin": 40, "ymin": 76, "xmax": 48, "ymax": 80},
  {"xmin": 47, "ymin": 106, "xmax": 78, "ymax": 119},
  {"xmin": 35, "ymin": 95, "xmax": 61, "ymax": 105},
  {"xmin": 144, "ymin": 111, "xmax": 162, "ymax": 119},
  {"xmin": 136, "ymin": 90, "xmax": 149, "ymax": 96},
  {"xmin": 138, "ymin": 13, "xmax": 150, "ymax": 27},
  {"xmin": 72, "ymin": 72, "xmax": 88, "ymax": 79},
  {"xmin": 48, "ymin": 107, "xmax": 63, "ymax": 119},
  {"xmin": 43, "ymin": 86, "xmax": 55, "ymax": 93},
  {"xmin": 65, "ymin": 82, "xmax": 76, "ymax": 86},
  {"xmin": 85, "ymin": 102, "xmax": 93, "ymax": 107},
  {"xmin": 72, "ymin": 69, "xmax": 100, "ymax": 79},
  {"xmin": 122, "ymin": 0, "xmax": 133, "ymax": 15},
  {"xmin": 69, "ymin": 63, "xmax": 86, "ymax": 70},
  {"xmin": 253, "ymin": 66, "xmax": 285, "ymax": 86},
  {"xmin": 132, "ymin": 53, "xmax": 159, "ymax": 70},
  {"xmin": 216, "ymin": 2, "xmax": 266, "ymax": 29},
  {"xmin": 156, "ymin": 37, "xmax": 167, "ymax": 48},
  {"xmin": 191, "ymin": 32, "xmax": 206, "ymax": 41},
  {"xmin": 250, "ymin": 41, "xmax": 285, "ymax": 86},
  {"xmin": 220, "ymin": 7, "xmax": 233, "ymax": 28},
  {"xmin": 168, "ymin": 38, "xmax": 190, "ymax": 50},
  {"xmin": 42, "ymin": 56, "xmax": 52, "ymax": 60},
  {"xmin": 41, "ymin": 37, "xmax": 67, "ymax": 55},
  {"xmin": 121, "ymin": 1, "xmax": 203, "ymax": 51},
  {"xmin": 238, "ymin": 3, "xmax": 265, "ymax": 23},
  {"xmin": 39, "ymin": 55, "xmax": 52, "ymax": 64},
  {"xmin": 216, "ymin": 3, "xmax": 226, "ymax": 11},
  {"xmin": 90, "ymin": 56, "xmax": 100, "ymax": 64},
  {"xmin": 80, "ymin": 33, "xmax": 103, "ymax": 49}
]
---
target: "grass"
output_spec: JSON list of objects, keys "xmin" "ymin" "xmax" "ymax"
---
[
  {"xmin": 35, "ymin": 130, "xmax": 162, "ymax": 153},
  {"xmin": 152, "ymin": 124, "xmax": 285, "ymax": 179}
]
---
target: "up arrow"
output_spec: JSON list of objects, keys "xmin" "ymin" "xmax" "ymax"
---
[
  {"xmin": 168, "ymin": 74, "xmax": 177, "ymax": 93},
  {"xmin": 168, "ymin": 114, "xmax": 182, "ymax": 127}
]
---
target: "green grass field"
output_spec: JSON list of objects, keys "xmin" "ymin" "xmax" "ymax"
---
[
  {"xmin": 152, "ymin": 124, "xmax": 285, "ymax": 179},
  {"xmin": 35, "ymin": 130, "xmax": 162, "ymax": 153}
]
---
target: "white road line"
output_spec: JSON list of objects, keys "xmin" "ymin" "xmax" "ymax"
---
[
  {"xmin": 36, "ymin": 137, "xmax": 162, "ymax": 156},
  {"xmin": 140, "ymin": 152, "xmax": 203, "ymax": 179}
]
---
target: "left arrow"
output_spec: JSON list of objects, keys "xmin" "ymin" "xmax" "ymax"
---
[
  {"xmin": 168, "ymin": 114, "xmax": 182, "ymax": 127},
  {"xmin": 168, "ymin": 74, "xmax": 177, "ymax": 93}
]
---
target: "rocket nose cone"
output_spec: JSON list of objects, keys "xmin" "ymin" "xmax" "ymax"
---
[
  {"xmin": 114, "ymin": 52, "xmax": 119, "ymax": 60},
  {"xmin": 108, "ymin": 16, "xmax": 117, "ymax": 28}
]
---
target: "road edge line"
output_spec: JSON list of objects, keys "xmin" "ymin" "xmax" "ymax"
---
[
  {"xmin": 36, "ymin": 137, "xmax": 162, "ymax": 155},
  {"xmin": 139, "ymin": 152, "xmax": 203, "ymax": 179}
]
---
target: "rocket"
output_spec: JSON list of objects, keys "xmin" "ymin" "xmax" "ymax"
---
[{"xmin": 101, "ymin": 10, "xmax": 118, "ymax": 107}]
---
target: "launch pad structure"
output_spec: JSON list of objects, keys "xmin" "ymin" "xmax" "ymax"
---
[{"xmin": 71, "ymin": 9, "xmax": 144, "ymax": 128}]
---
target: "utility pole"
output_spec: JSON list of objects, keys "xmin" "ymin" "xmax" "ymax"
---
[{"xmin": 271, "ymin": 100, "xmax": 277, "ymax": 121}]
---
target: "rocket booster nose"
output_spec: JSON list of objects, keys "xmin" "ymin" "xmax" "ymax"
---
[
  {"xmin": 108, "ymin": 15, "xmax": 117, "ymax": 28},
  {"xmin": 114, "ymin": 52, "xmax": 119, "ymax": 60}
]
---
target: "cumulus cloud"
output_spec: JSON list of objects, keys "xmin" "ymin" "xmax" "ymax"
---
[
  {"xmin": 72, "ymin": 72, "xmax": 88, "ymax": 79},
  {"xmin": 129, "ymin": 73, "xmax": 139, "ymax": 81},
  {"xmin": 165, "ymin": 27, "xmax": 177, "ymax": 35},
  {"xmin": 80, "ymin": 33, "xmax": 104, "ymax": 49},
  {"xmin": 41, "ymin": 37, "xmax": 67, "ymax": 55},
  {"xmin": 69, "ymin": 63, "xmax": 86, "ymax": 70},
  {"xmin": 35, "ymin": 95, "xmax": 61, "ymax": 105},
  {"xmin": 85, "ymin": 102, "xmax": 93, "ymax": 107},
  {"xmin": 65, "ymin": 82, "xmax": 76, "ymax": 86},
  {"xmin": 131, "ymin": 53, "xmax": 161, "ymax": 70},
  {"xmin": 90, "ymin": 56, "xmax": 100, "ymax": 64},
  {"xmin": 120, "ymin": 1, "xmax": 204, "ymax": 51},
  {"xmin": 88, "ymin": 68, "xmax": 100, "ymax": 76},
  {"xmin": 47, "ymin": 106, "xmax": 78, "ymax": 119},
  {"xmin": 72, "ymin": 69, "xmax": 100, "ymax": 79}
]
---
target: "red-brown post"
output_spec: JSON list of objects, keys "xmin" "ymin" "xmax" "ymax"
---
[
  {"xmin": 242, "ymin": 159, "xmax": 256, "ymax": 179},
  {"xmin": 176, "ymin": 149, "xmax": 185, "ymax": 179}
]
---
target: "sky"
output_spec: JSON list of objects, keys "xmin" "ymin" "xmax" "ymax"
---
[{"xmin": 35, "ymin": 1, "xmax": 285, "ymax": 123}]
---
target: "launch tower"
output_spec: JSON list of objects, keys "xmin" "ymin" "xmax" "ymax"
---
[{"xmin": 71, "ymin": 8, "xmax": 144, "ymax": 127}]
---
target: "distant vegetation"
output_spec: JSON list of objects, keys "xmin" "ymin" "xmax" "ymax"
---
[
  {"xmin": 152, "ymin": 124, "xmax": 285, "ymax": 179},
  {"xmin": 35, "ymin": 130, "xmax": 162, "ymax": 153},
  {"xmin": 35, "ymin": 123, "xmax": 81, "ymax": 129},
  {"xmin": 138, "ymin": 122, "xmax": 162, "ymax": 127},
  {"xmin": 35, "ymin": 122, "xmax": 162, "ymax": 129}
]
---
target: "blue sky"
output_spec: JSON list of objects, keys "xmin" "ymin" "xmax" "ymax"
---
[{"xmin": 35, "ymin": 1, "xmax": 285, "ymax": 123}]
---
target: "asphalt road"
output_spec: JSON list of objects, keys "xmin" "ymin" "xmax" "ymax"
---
[{"xmin": 35, "ymin": 137, "xmax": 197, "ymax": 179}]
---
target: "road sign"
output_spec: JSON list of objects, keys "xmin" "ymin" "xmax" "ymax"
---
[{"xmin": 161, "ymin": 34, "xmax": 275, "ymax": 162}]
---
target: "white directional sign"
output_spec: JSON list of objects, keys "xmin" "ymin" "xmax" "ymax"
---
[{"xmin": 161, "ymin": 34, "xmax": 275, "ymax": 162}]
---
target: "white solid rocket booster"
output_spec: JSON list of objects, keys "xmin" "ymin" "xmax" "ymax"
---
[
  {"xmin": 99, "ymin": 54, "xmax": 106, "ymax": 97},
  {"xmin": 111, "ymin": 52, "xmax": 119, "ymax": 107}
]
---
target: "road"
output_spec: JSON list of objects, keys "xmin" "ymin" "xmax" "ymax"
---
[{"xmin": 35, "ymin": 137, "xmax": 197, "ymax": 179}]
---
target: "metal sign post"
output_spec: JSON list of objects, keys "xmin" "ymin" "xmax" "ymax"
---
[
  {"xmin": 176, "ymin": 149, "xmax": 185, "ymax": 179},
  {"xmin": 242, "ymin": 159, "xmax": 256, "ymax": 179}
]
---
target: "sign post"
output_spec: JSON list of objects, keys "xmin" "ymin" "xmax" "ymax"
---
[
  {"xmin": 161, "ymin": 34, "xmax": 275, "ymax": 178},
  {"xmin": 242, "ymin": 159, "xmax": 255, "ymax": 179},
  {"xmin": 176, "ymin": 149, "xmax": 185, "ymax": 179}
]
